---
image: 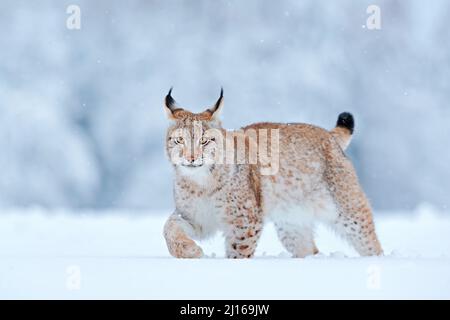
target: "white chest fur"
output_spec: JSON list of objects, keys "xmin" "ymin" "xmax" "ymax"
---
[{"xmin": 184, "ymin": 195, "xmax": 220, "ymax": 239}]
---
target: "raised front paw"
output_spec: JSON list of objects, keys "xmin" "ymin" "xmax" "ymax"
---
[{"xmin": 167, "ymin": 237, "xmax": 204, "ymax": 259}]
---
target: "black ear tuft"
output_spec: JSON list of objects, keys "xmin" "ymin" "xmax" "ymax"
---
[
  {"xmin": 213, "ymin": 87, "xmax": 224, "ymax": 111},
  {"xmin": 165, "ymin": 87, "xmax": 177, "ymax": 111},
  {"xmin": 336, "ymin": 112, "xmax": 354, "ymax": 134},
  {"xmin": 207, "ymin": 87, "xmax": 224, "ymax": 115},
  {"xmin": 164, "ymin": 87, "xmax": 184, "ymax": 118}
]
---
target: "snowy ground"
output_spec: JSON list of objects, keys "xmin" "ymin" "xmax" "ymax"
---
[{"xmin": 1, "ymin": 205, "xmax": 449, "ymax": 299}]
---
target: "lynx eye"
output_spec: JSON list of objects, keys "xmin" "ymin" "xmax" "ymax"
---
[
  {"xmin": 173, "ymin": 137, "xmax": 184, "ymax": 144},
  {"xmin": 200, "ymin": 137, "xmax": 209, "ymax": 145},
  {"xmin": 200, "ymin": 137, "xmax": 211, "ymax": 145}
]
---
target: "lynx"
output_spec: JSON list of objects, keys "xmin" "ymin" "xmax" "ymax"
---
[{"xmin": 163, "ymin": 88, "xmax": 383, "ymax": 258}]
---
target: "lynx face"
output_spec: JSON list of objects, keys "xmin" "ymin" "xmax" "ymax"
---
[{"xmin": 164, "ymin": 89, "xmax": 224, "ymax": 176}]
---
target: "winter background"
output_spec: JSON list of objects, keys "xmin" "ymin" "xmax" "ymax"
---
[{"xmin": 0, "ymin": 0, "xmax": 449, "ymax": 299}]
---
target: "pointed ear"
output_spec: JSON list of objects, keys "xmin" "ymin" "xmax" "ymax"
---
[
  {"xmin": 206, "ymin": 87, "xmax": 224, "ymax": 119},
  {"xmin": 164, "ymin": 87, "xmax": 183, "ymax": 120}
]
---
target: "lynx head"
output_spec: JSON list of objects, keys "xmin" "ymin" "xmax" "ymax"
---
[{"xmin": 164, "ymin": 88, "xmax": 225, "ymax": 177}]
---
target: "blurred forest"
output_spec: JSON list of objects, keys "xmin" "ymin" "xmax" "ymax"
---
[{"xmin": 0, "ymin": 0, "xmax": 449, "ymax": 211}]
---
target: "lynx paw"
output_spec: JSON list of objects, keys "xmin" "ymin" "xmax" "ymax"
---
[{"xmin": 169, "ymin": 238, "xmax": 204, "ymax": 259}]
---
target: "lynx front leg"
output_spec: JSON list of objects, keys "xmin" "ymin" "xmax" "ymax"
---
[
  {"xmin": 224, "ymin": 207, "xmax": 264, "ymax": 259},
  {"xmin": 225, "ymin": 225, "xmax": 262, "ymax": 259},
  {"xmin": 163, "ymin": 212, "xmax": 204, "ymax": 258}
]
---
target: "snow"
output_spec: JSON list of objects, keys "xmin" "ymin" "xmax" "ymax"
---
[{"xmin": 1, "ymin": 207, "xmax": 449, "ymax": 299}]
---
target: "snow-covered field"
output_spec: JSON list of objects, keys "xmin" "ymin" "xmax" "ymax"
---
[{"xmin": 1, "ymin": 206, "xmax": 449, "ymax": 299}]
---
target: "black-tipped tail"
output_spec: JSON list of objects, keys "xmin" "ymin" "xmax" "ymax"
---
[{"xmin": 336, "ymin": 112, "xmax": 354, "ymax": 134}]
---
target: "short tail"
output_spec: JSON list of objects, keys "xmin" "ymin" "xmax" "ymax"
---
[{"xmin": 330, "ymin": 112, "xmax": 354, "ymax": 150}]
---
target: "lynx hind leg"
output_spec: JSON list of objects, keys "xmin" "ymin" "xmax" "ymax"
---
[
  {"xmin": 163, "ymin": 212, "xmax": 204, "ymax": 258},
  {"xmin": 275, "ymin": 222, "xmax": 318, "ymax": 258},
  {"xmin": 334, "ymin": 207, "xmax": 383, "ymax": 256},
  {"xmin": 326, "ymin": 164, "xmax": 383, "ymax": 256}
]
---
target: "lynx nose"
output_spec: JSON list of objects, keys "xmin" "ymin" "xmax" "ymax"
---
[{"xmin": 186, "ymin": 155, "xmax": 196, "ymax": 163}]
